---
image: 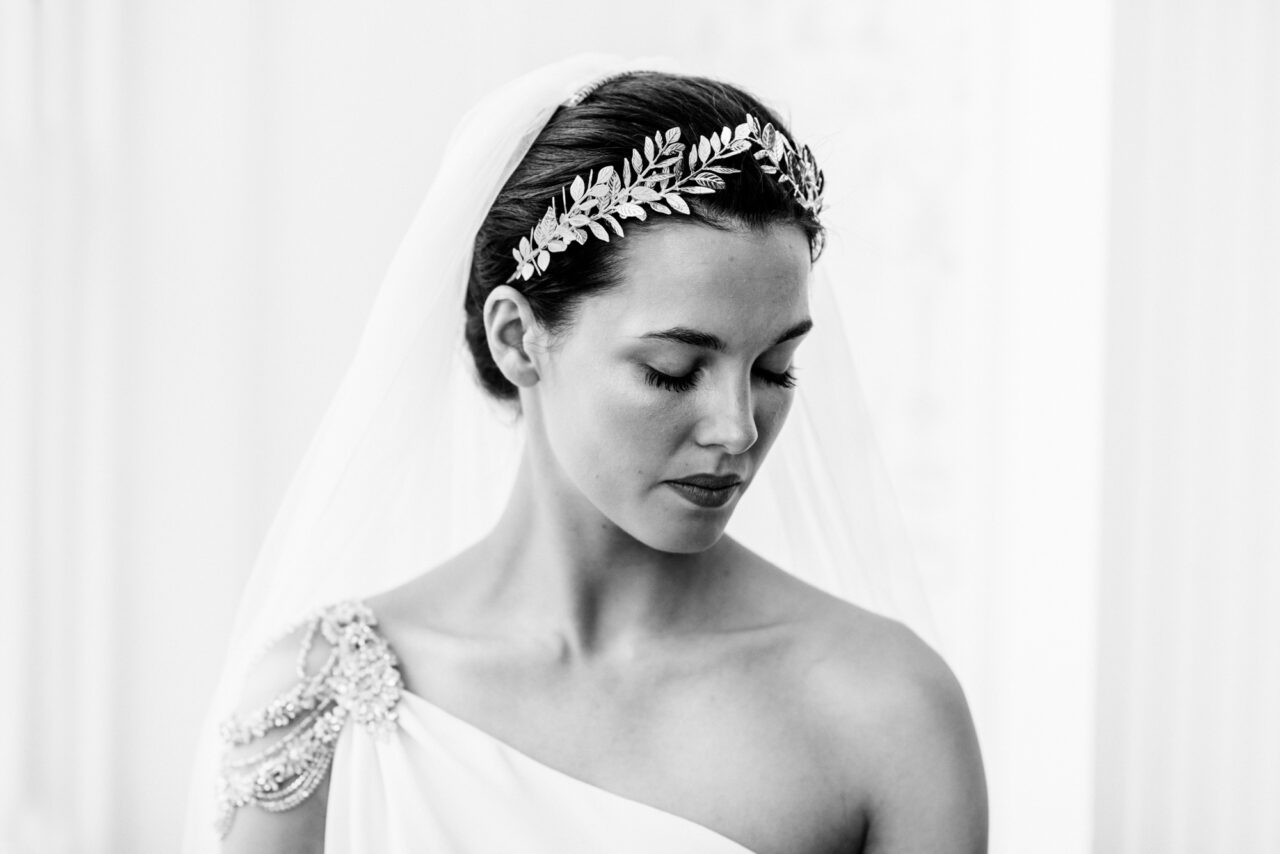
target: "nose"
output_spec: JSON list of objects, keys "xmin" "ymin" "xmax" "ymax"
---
[{"xmin": 695, "ymin": 373, "xmax": 759, "ymax": 454}]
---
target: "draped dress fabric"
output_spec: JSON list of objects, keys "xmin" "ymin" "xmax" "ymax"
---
[
  {"xmin": 329, "ymin": 690, "xmax": 758, "ymax": 853},
  {"xmin": 218, "ymin": 601, "xmax": 758, "ymax": 853}
]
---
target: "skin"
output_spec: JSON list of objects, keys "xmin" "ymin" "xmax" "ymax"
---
[{"xmin": 223, "ymin": 221, "xmax": 988, "ymax": 854}]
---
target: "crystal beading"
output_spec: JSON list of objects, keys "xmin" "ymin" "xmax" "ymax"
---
[{"xmin": 212, "ymin": 600, "xmax": 403, "ymax": 839}]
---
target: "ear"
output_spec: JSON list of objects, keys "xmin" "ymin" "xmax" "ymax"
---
[{"xmin": 483, "ymin": 285, "xmax": 545, "ymax": 389}]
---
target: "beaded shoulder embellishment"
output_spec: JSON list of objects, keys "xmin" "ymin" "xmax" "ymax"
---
[{"xmin": 213, "ymin": 600, "xmax": 403, "ymax": 839}]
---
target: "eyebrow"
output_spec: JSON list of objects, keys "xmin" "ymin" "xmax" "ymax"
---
[{"xmin": 638, "ymin": 318, "xmax": 814, "ymax": 352}]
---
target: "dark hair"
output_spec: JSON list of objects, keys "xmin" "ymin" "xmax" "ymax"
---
[{"xmin": 464, "ymin": 71, "xmax": 825, "ymax": 402}]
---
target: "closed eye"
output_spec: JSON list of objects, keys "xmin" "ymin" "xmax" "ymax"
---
[
  {"xmin": 644, "ymin": 367, "xmax": 700, "ymax": 393},
  {"xmin": 643, "ymin": 366, "xmax": 798, "ymax": 392},
  {"xmin": 755, "ymin": 367, "xmax": 798, "ymax": 389}
]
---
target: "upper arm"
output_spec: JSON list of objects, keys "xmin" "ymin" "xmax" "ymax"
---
[
  {"xmin": 860, "ymin": 626, "xmax": 988, "ymax": 854},
  {"xmin": 214, "ymin": 601, "xmax": 403, "ymax": 852},
  {"xmin": 221, "ymin": 780, "xmax": 329, "ymax": 854},
  {"xmin": 217, "ymin": 623, "xmax": 333, "ymax": 854}
]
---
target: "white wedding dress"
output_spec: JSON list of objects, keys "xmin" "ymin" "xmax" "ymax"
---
[
  {"xmin": 333, "ymin": 693, "xmax": 755, "ymax": 853},
  {"xmin": 214, "ymin": 600, "xmax": 757, "ymax": 853}
]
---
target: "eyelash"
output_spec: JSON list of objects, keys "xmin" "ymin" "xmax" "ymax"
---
[{"xmin": 643, "ymin": 366, "xmax": 798, "ymax": 392}]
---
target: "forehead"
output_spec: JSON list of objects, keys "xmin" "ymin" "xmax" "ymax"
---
[{"xmin": 579, "ymin": 222, "xmax": 812, "ymax": 340}]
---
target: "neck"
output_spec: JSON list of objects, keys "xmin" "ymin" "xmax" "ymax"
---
[{"xmin": 471, "ymin": 449, "xmax": 737, "ymax": 664}]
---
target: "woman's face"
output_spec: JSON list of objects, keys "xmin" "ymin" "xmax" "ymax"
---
[{"xmin": 528, "ymin": 221, "xmax": 813, "ymax": 554}]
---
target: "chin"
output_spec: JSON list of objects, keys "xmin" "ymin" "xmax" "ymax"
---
[{"xmin": 630, "ymin": 511, "xmax": 731, "ymax": 554}]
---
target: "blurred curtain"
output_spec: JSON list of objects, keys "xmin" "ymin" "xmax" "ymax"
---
[
  {"xmin": 3, "ymin": 1, "xmax": 1275, "ymax": 853},
  {"xmin": 2, "ymin": 1, "xmax": 130, "ymax": 850},
  {"xmin": 1094, "ymin": 1, "xmax": 1280, "ymax": 852}
]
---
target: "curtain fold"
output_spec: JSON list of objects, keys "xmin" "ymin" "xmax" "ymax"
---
[{"xmin": 1095, "ymin": 2, "xmax": 1280, "ymax": 852}]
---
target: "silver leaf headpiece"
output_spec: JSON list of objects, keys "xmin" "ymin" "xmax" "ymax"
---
[{"xmin": 507, "ymin": 113, "xmax": 826, "ymax": 283}]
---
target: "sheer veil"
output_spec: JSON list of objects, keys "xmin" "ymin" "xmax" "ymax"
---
[{"xmin": 181, "ymin": 53, "xmax": 938, "ymax": 850}]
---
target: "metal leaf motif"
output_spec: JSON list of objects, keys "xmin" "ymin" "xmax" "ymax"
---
[
  {"xmin": 506, "ymin": 112, "xmax": 825, "ymax": 283},
  {"xmin": 533, "ymin": 208, "xmax": 555, "ymax": 244}
]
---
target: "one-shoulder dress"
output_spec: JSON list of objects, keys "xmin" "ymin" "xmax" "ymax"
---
[{"xmin": 214, "ymin": 600, "xmax": 757, "ymax": 853}]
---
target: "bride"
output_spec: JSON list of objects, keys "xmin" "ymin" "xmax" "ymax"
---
[{"xmin": 187, "ymin": 56, "xmax": 987, "ymax": 854}]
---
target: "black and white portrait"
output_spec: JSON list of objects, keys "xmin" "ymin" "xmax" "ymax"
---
[{"xmin": 3, "ymin": 3, "xmax": 1275, "ymax": 853}]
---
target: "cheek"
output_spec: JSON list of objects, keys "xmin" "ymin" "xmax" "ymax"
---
[
  {"xmin": 543, "ymin": 358, "xmax": 796, "ymax": 503},
  {"xmin": 763, "ymin": 389, "xmax": 794, "ymax": 429},
  {"xmin": 750, "ymin": 389, "xmax": 795, "ymax": 456},
  {"xmin": 586, "ymin": 376, "xmax": 685, "ymax": 478},
  {"xmin": 548, "ymin": 361, "xmax": 685, "ymax": 494}
]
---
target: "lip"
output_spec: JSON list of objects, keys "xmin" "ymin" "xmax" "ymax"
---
[
  {"xmin": 669, "ymin": 473, "xmax": 744, "ymax": 489},
  {"xmin": 665, "ymin": 477, "xmax": 743, "ymax": 509}
]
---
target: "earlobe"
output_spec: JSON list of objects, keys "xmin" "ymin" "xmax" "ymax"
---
[{"xmin": 483, "ymin": 286, "xmax": 542, "ymax": 388}]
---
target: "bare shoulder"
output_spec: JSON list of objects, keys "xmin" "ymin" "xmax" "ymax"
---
[
  {"xmin": 363, "ymin": 545, "xmax": 487, "ymax": 635},
  {"xmin": 795, "ymin": 601, "xmax": 989, "ymax": 853}
]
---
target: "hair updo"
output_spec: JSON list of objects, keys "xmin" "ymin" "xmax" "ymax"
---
[{"xmin": 464, "ymin": 71, "xmax": 825, "ymax": 402}]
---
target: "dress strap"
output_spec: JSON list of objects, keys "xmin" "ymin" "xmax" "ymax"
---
[{"xmin": 213, "ymin": 600, "xmax": 403, "ymax": 839}]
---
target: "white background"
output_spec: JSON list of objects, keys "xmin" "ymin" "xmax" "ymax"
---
[{"xmin": 2, "ymin": 1, "xmax": 1276, "ymax": 852}]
